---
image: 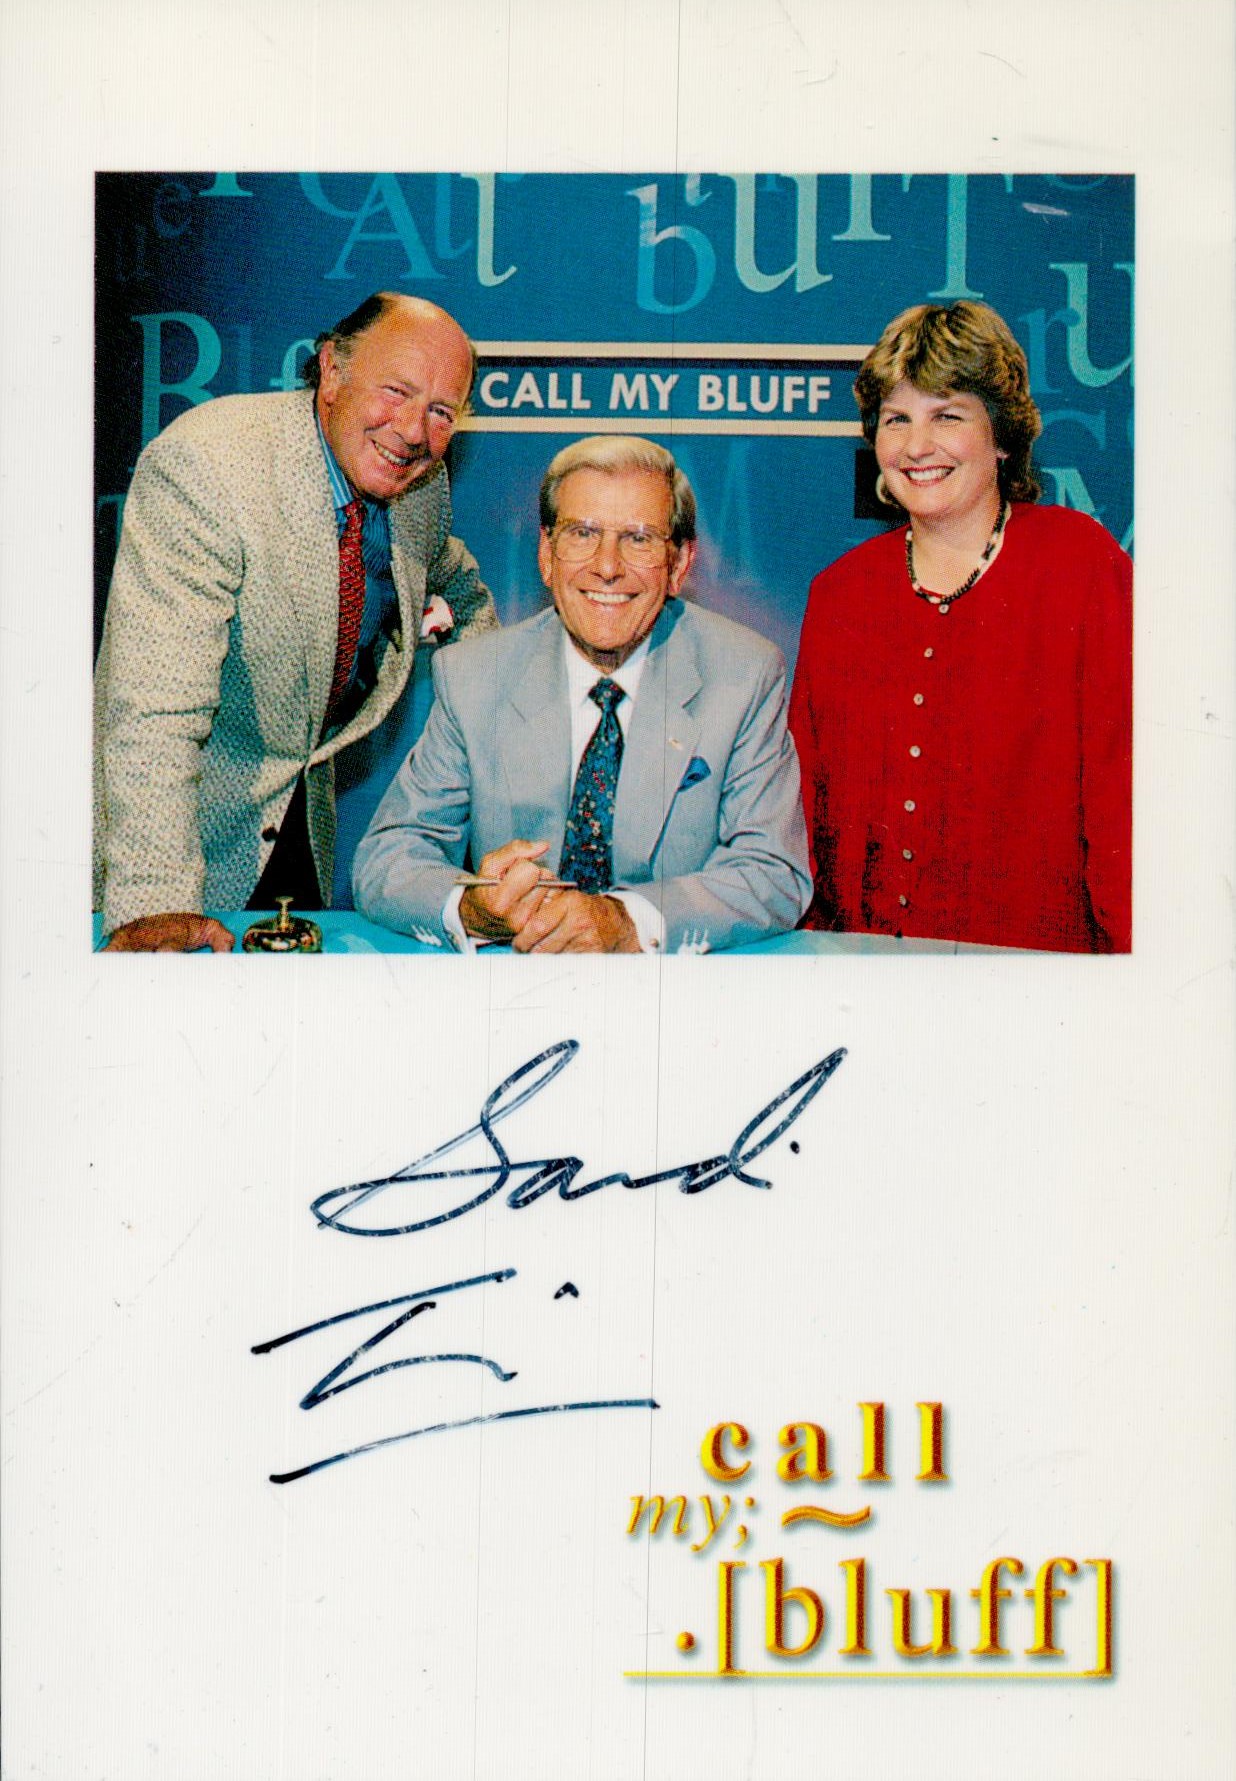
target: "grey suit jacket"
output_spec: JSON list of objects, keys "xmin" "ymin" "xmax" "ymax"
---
[
  {"xmin": 93, "ymin": 389, "xmax": 496, "ymax": 929},
  {"xmin": 352, "ymin": 599, "xmax": 811, "ymax": 951}
]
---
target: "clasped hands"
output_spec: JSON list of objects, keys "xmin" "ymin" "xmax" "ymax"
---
[{"xmin": 458, "ymin": 840, "xmax": 640, "ymax": 954}]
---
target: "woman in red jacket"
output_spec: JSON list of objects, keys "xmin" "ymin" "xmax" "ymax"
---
[{"xmin": 789, "ymin": 301, "xmax": 1132, "ymax": 953}]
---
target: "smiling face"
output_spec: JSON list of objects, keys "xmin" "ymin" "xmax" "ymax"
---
[
  {"xmin": 315, "ymin": 302, "xmax": 473, "ymax": 502},
  {"xmin": 538, "ymin": 467, "xmax": 695, "ymax": 672},
  {"xmin": 874, "ymin": 380, "xmax": 1005, "ymax": 535}
]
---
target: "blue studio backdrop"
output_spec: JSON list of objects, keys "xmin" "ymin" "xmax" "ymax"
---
[{"xmin": 94, "ymin": 172, "xmax": 1134, "ymax": 906}]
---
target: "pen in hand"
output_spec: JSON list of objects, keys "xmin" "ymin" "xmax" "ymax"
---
[{"xmin": 453, "ymin": 873, "xmax": 577, "ymax": 889}]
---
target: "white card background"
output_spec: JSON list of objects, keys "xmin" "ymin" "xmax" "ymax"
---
[{"xmin": 2, "ymin": 2, "xmax": 1233, "ymax": 1777}]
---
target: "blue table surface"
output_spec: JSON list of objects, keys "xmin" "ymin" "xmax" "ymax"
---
[{"xmin": 93, "ymin": 911, "xmax": 979, "ymax": 957}]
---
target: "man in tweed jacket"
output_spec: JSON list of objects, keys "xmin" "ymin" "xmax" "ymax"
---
[{"xmin": 94, "ymin": 293, "xmax": 497, "ymax": 951}]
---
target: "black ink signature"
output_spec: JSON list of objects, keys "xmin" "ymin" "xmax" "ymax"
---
[
  {"xmin": 310, "ymin": 1042, "xmax": 848, "ymax": 1237},
  {"xmin": 254, "ymin": 1044, "xmax": 846, "ymax": 1483},
  {"xmin": 252, "ymin": 1266, "xmax": 658, "ymax": 1484},
  {"xmin": 253, "ymin": 1270, "xmax": 520, "ymax": 1406},
  {"xmin": 265, "ymin": 1397, "xmax": 660, "ymax": 1486}
]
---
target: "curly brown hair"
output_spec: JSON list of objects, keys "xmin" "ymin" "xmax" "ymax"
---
[{"xmin": 854, "ymin": 301, "xmax": 1042, "ymax": 503}]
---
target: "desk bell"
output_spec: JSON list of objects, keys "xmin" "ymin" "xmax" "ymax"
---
[{"xmin": 241, "ymin": 897, "xmax": 323, "ymax": 954}]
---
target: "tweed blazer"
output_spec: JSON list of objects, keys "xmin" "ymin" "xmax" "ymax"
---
[
  {"xmin": 352, "ymin": 598, "xmax": 812, "ymax": 952},
  {"xmin": 93, "ymin": 389, "xmax": 496, "ymax": 929}
]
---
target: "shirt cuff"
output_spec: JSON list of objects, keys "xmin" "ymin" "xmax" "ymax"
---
[
  {"xmin": 609, "ymin": 890, "xmax": 665, "ymax": 954},
  {"xmin": 443, "ymin": 885, "xmax": 483, "ymax": 953}
]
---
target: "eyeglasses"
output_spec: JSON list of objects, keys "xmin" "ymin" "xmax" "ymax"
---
[{"xmin": 551, "ymin": 520, "xmax": 673, "ymax": 568}]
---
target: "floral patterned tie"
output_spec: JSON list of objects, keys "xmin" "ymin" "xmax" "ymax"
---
[
  {"xmin": 559, "ymin": 679, "xmax": 626, "ymax": 893},
  {"xmin": 325, "ymin": 499, "xmax": 365, "ymax": 724}
]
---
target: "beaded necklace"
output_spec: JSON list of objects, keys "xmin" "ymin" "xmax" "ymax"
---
[{"xmin": 905, "ymin": 500, "xmax": 1010, "ymax": 614}]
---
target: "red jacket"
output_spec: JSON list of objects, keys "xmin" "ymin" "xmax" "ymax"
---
[{"xmin": 788, "ymin": 503, "xmax": 1132, "ymax": 953}]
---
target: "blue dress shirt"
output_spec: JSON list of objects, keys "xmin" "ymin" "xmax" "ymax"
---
[{"xmin": 315, "ymin": 412, "xmax": 400, "ymax": 720}]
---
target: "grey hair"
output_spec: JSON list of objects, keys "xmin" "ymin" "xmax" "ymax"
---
[{"xmin": 539, "ymin": 435, "xmax": 697, "ymax": 544}]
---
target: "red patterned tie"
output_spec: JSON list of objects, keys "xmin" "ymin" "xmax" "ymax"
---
[{"xmin": 326, "ymin": 499, "xmax": 365, "ymax": 723}]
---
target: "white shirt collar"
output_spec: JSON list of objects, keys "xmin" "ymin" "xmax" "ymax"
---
[{"xmin": 562, "ymin": 630, "xmax": 651, "ymax": 713}]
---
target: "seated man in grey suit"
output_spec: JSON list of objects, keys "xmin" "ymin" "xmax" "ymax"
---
[{"xmin": 352, "ymin": 435, "xmax": 810, "ymax": 953}]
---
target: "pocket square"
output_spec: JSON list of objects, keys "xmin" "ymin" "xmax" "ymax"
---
[
  {"xmin": 682, "ymin": 755, "xmax": 711, "ymax": 788},
  {"xmin": 420, "ymin": 593, "xmax": 454, "ymax": 640}
]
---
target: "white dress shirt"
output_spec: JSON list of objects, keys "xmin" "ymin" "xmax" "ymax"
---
[{"xmin": 444, "ymin": 630, "xmax": 665, "ymax": 951}]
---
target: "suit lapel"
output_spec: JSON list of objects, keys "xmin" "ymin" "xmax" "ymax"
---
[
  {"xmin": 388, "ymin": 467, "xmax": 435, "ymax": 640},
  {"xmin": 614, "ymin": 600, "xmax": 701, "ymax": 872},
  {"xmin": 505, "ymin": 614, "xmax": 573, "ymax": 865}
]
